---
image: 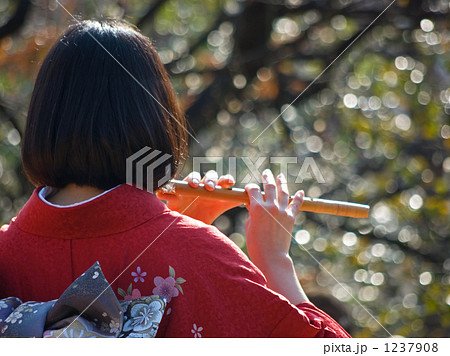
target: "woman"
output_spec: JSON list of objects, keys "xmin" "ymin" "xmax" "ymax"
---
[{"xmin": 0, "ymin": 19, "xmax": 350, "ymax": 337}]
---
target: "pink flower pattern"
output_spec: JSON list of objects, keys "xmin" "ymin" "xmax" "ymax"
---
[
  {"xmin": 123, "ymin": 288, "xmax": 142, "ymax": 301},
  {"xmin": 117, "ymin": 283, "xmax": 142, "ymax": 301},
  {"xmin": 118, "ymin": 265, "xmax": 186, "ymax": 330},
  {"xmin": 151, "ymin": 266, "xmax": 186, "ymax": 303},
  {"xmin": 152, "ymin": 276, "xmax": 179, "ymax": 303}
]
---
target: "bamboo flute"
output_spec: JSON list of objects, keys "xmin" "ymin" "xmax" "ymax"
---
[{"xmin": 166, "ymin": 180, "xmax": 370, "ymax": 219}]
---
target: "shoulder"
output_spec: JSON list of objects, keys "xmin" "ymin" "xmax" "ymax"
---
[
  {"xmin": 145, "ymin": 209, "xmax": 268, "ymax": 288},
  {"xmin": 159, "ymin": 211, "xmax": 255, "ymax": 265}
]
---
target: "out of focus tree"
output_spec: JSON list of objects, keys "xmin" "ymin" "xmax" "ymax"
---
[{"xmin": 0, "ymin": 0, "xmax": 449, "ymax": 337}]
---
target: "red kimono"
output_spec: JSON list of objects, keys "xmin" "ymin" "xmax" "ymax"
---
[{"xmin": 0, "ymin": 184, "xmax": 350, "ymax": 337}]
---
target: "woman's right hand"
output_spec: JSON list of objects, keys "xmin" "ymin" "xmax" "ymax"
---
[
  {"xmin": 244, "ymin": 169, "xmax": 309, "ymax": 305},
  {"xmin": 156, "ymin": 170, "xmax": 240, "ymax": 224}
]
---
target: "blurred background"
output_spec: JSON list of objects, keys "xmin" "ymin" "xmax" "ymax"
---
[{"xmin": 0, "ymin": 0, "xmax": 449, "ymax": 337}]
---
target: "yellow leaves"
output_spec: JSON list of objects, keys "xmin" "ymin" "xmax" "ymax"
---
[
  {"xmin": 433, "ymin": 177, "xmax": 448, "ymax": 195},
  {"xmin": 425, "ymin": 195, "xmax": 448, "ymax": 216}
]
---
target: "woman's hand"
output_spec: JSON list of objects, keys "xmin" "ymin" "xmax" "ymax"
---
[
  {"xmin": 156, "ymin": 171, "xmax": 241, "ymax": 225},
  {"xmin": 244, "ymin": 169, "xmax": 309, "ymax": 305}
]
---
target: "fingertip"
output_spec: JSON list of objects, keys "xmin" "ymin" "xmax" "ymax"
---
[
  {"xmin": 292, "ymin": 190, "xmax": 304, "ymax": 207},
  {"xmin": 224, "ymin": 175, "xmax": 235, "ymax": 185},
  {"xmin": 188, "ymin": 178, "xmax": 200, "ymax": 188},
  {"xmin": 276, "ymin": 172, "xmax": 287, "ymax": 184},
  {"xmin": 218, "ymin": 175, "xmax": 235, "ymax": 188},
  {"xmin": 294, "ymin": 190, "xmax": 304, "ymax": 201},
  {"xmin": 187, "ymin": 171, "xmax": 201, "ymax": 187},
  {"xmin": 222, "ymin": 173, "xmax": 235, "ymax": 181},
  {"xmin": 261, "ymin": 169, "xmax": 271, "ymax": 184},
  {"xmin": 204, "ymin": 180, "xmax": 215, "ymax": 191}
]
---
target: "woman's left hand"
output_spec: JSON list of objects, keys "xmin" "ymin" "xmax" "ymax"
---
[
  {"xmin": 156, "ymin": 171, "xmax": 241, "ymax": 224},
  {"xmin": 244, "ymin": 169, "xmax": 308, "ymax": 305}
]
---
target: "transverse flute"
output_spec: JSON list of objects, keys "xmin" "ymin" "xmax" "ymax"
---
[{"xmin": 166, "ymin": 180, "xmax": 370, "ymax": 219}]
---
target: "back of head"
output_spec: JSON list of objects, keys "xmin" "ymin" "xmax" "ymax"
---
[{"xmin": 22, "ymin": 19, "xmax": 187, "ymax": 191}]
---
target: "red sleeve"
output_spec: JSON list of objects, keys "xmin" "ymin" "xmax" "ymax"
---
[
  {"xmin": 151, "ymin": 213, "xmax": 353, "ymax": 337},
  {"xmin": 269, "ymin": 301, "xmax": 351, "ymax": 338}
]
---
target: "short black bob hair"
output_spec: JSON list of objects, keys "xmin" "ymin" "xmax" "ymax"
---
[{"xmin": 22, "ymin": 19, "xmax": 187, "ymax": 192}]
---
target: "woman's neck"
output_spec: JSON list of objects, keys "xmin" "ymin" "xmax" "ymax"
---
[{"xmin": 46, "ymin": 184, "xmax": 105, "ymax": 206}]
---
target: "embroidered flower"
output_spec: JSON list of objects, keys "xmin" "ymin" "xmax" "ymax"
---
[
  {"xmin": 134, "ymin": 307, "xmax": 153, "ymax": 325},
  {"xmin": 118, "ymin": 283, "xmax": 142, "ymax": 301},
  {"xmin": 0, "ymin": 300, "xmax": 8, "ymax": 309},
  {"xmin": 191, "ymin": 323, "xmax": 203, "ymax": 338},
  {"xmin": 131, "ymin": 266, "xmax": 147, "ymax": 283},
  {"xmin": 25, "ymin": 302, "xmax": 44, "ymax": 307},
  {"xmin": 1, "ymin": 325, "xmax": 8, "ymax": 334},
  {"xmin": 5, "ymin": 311, "xmax": 23, "ymax": 324},
  {"xmin": 13, "ymin": 305, "xmax": 25, "ymax": 313},
  {"xmin": 152, "ymin": 266, "xmax": 186, "ymax": 303},
  {"xmin": 109, "ymin": 320, "xmax": 120, "ymax": 334},
  {"xmin": 122, "ymin": 301, "xmax": 163, "ymax": 333},
  {"xmin": 152, "ymin": 276, "xmax": 179, "ymax": 303}
]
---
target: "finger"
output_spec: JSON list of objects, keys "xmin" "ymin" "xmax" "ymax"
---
[
  {"xmin": 261, "ymin": 169, "xmax": 276, "ymax": 203},
  {"xmin": 202, "ymin": 170, "xmax": 219, "ymax": 191},
  {"xmin": 287, "ymin": 190, "xmax": 304, "ymax": 216},
  {"xmin": 245, "ymin": 183, "xmax": 264, "ymax": 207},
  {"xmin": 186, "ymin": 171, "xmax": 201, "ymax": 188},
  {"xmin": 276, "ymin": 173, "xmax": 289, "ymax": 209},
  {"xmin": 217, "ymin": 174, "xmax": 235, "ymax": 189}
]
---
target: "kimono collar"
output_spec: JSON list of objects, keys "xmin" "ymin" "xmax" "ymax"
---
[{"xmin": 14, "ymin": 184, "xmax": 169, "ymax": 239}]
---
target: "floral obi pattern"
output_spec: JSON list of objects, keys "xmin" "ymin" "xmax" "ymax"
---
[{"xmin": 0, "ymin": 262, "xmax": 166, "ymax": 338}]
